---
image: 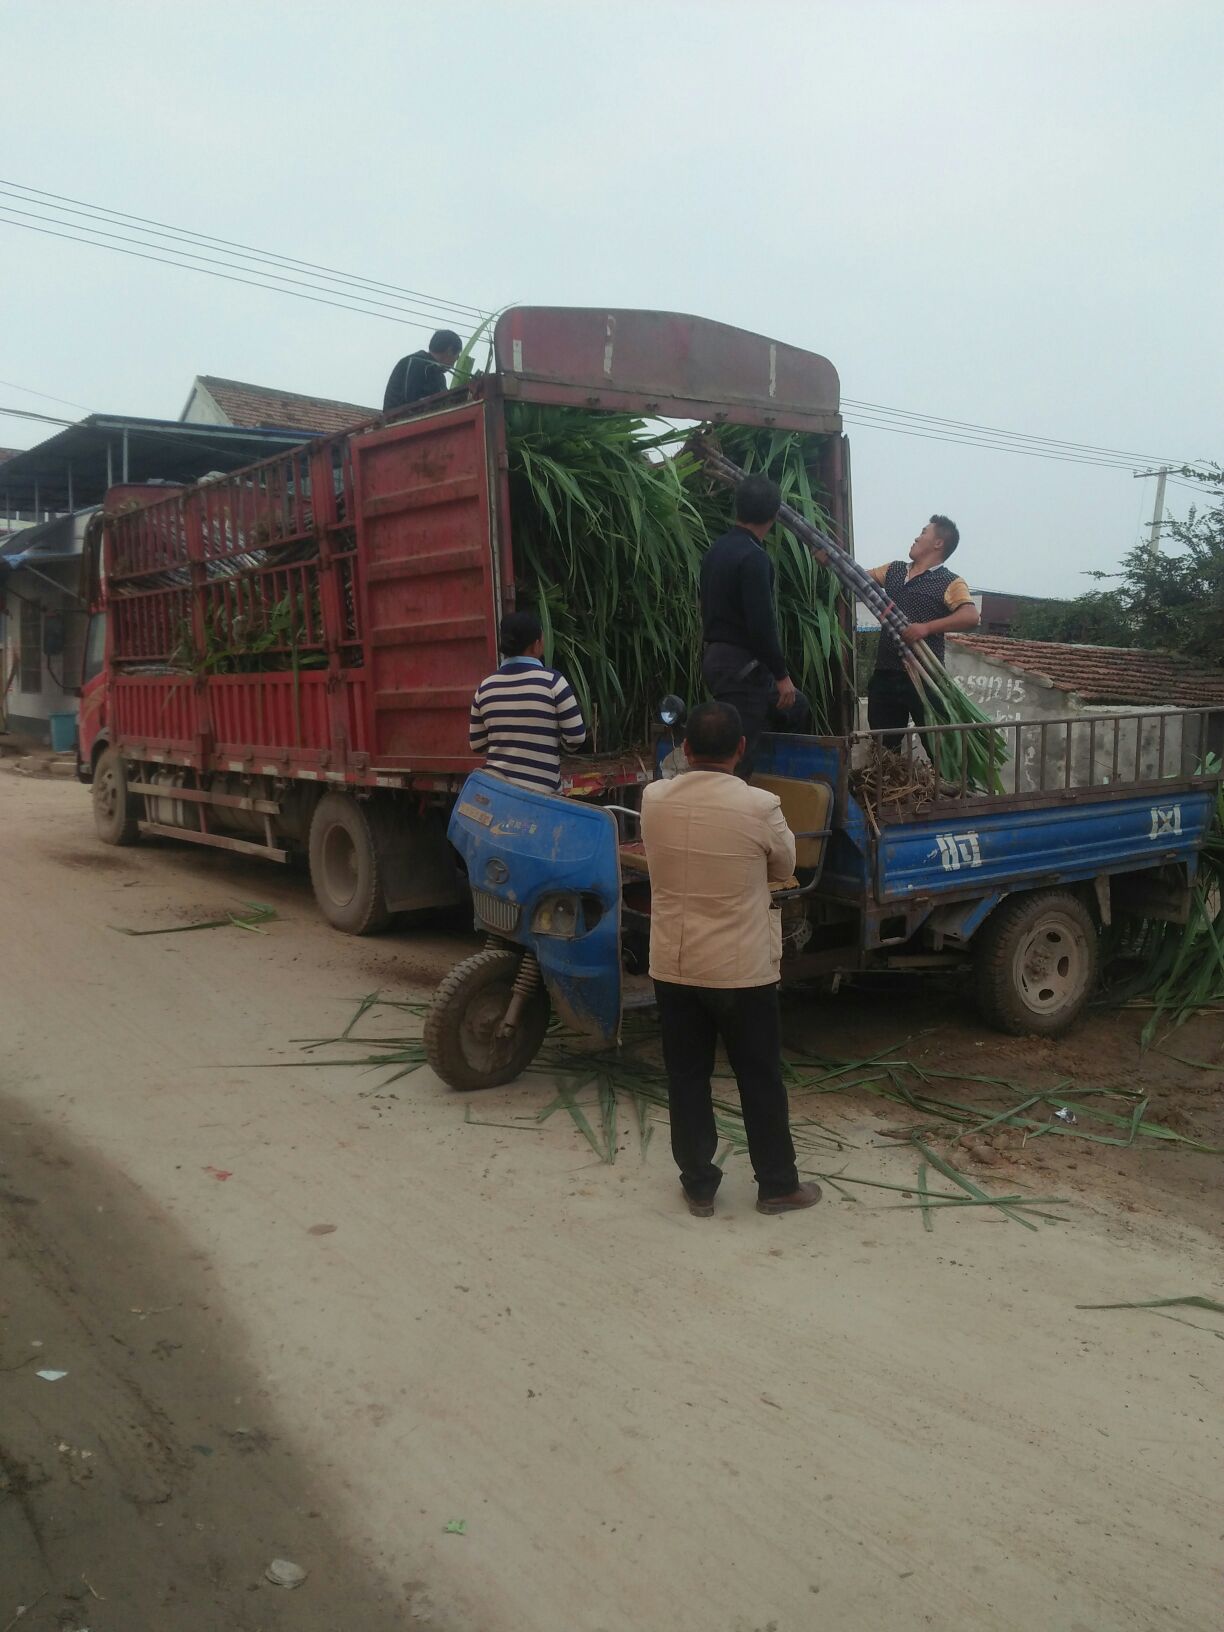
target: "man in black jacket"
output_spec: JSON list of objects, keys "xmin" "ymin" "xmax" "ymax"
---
[
  {"xmin": 699, "ymin": 475, "xmax": 800, "ymax": 781},
  {"xmin": 383, "ymin": 328, "xmax": 463, "ymax": 413}
]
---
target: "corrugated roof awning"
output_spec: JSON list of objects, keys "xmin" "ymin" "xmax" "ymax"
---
[{"xmin": 0, "ymin": 415, "xmax": 315, "ymax": 514}]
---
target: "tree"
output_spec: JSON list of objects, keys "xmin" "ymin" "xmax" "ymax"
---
[
  {"xmin": 1012, "ymin": 465, "xmax": 1224, "ymax": 666},
  {"xmin": 1012, "ymin": 591, "xmax": 1134, "ymax": 646}
]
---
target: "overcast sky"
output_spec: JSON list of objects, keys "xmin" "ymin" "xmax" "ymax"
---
[{"xmin": 2, "ymin": 0, "xmax": 1220, "ymax": 596}]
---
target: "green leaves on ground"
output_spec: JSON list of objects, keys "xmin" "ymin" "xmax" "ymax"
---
[
  {"xmin": 1078, "ymin": 1296, "xmax": 1224, "ymax": 1315},
  {"xmin": 1103, "ymin": 780, "xmax": 1224, "ymax": 1041},
  {"xmin": 111, "ymin": 901, "xmax": 277, "ymax": 935}
]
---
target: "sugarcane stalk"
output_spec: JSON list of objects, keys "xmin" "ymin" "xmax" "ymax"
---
[
  {"xmin": 695, "ymin": 435, "xmax": 1005, "ymax": 790},
  {"xmin": 699, "ymin": 439, "xmax": 933, "ymax": 663}
]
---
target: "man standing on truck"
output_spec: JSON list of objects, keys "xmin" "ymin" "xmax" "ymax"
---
[
  {"xmin": 641, "ymin": 700, "xmax": 821, "ymax": 1219},
  {"xmin": 383, "ymin": 328, "xmax": 463, "ymax": 413},
  {"xmin": 866, "ymin": 516, "xmax": 979, "ymax": 749},
  {"xmin": 700, "ymin": 475, "xmax": 802, "ymax": 781},
  {"xmin": 469, "ymin": 611, "xmax": 587, "ymax": 793}
]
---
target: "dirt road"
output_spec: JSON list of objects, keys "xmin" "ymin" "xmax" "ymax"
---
[{"xmin": 1, "ymin": 772, "xmax": 1220, "ymax": 1631}]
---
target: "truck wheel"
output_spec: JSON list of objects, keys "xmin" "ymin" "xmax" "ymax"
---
[
  {"xmin": 425, "ymin": 949, "xmax": 550, "ymax": 1090},
  {"xmin": 973, "ymin": 889, "xmax": 1098, "ymax": 1036},
  {"xmin": 308, "ymin": 792, "xmax": 392, "ymax": 935},
  {"xmin": 93, "ymin": 747, "xmax": 139, "ymax": 846}
]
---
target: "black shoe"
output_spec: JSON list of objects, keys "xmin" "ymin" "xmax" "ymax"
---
[
  {"xmin": 756, "ymin": 1182, "xmax": 822, "ymax": 1215},
  {"xmin": 685, "ymin": 1193, "xmax": 716, "ymax": 1218}
]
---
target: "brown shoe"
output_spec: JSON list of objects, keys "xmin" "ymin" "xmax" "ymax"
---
[
  {"xmin": 756, "ymin": 1182, "xmax": 822, "ymax": 1215},
  {"xmin": 685, "ymin": 1193, "xmax": 716, "ymax": 1218}
]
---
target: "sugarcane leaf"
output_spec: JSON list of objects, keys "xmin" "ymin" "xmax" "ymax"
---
[
  {"xmin": 911, "ymin": 1138, "xmax": 1040, "ymax": 1230},
  {"xmin": 1078, "ymin": 1296, "xmax": 1224, "ymax": 1315}
]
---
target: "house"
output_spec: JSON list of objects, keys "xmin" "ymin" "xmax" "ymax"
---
[
  {"xmin": 972, "ymin": 589, "xmax": 1050, "ymax": 637},
  {"xmin": 0, "ymin": 511, "xmax": 91, "ymax": 743},
  {"xmin": 180, "ymin": 376, "xmax": 374, "ymax": 435},
  {"xmin": 946, "ymin": 633, "xmax": 1224, "ymax": 792}
]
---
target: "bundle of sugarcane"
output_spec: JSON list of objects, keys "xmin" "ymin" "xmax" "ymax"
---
[
  {"xmin": 507, "ymin": 404, "xmax": 706, "ymax": 747},
  {"xmin": 693, "ymin": 437, "xmax": 1006, "ymax": 792},
  {"xmin": 507, "ymin": 410, "xmax": 853, "ymax": 745}
]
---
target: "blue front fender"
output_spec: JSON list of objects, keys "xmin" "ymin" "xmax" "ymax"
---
[{"xmin": 449, "ymin": 771, "xmax": 623, "ymax": 1043}]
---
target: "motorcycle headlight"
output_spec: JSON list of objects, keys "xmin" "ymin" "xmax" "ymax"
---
[{"xmin": 531, "ymin": 893, "xmax": 581, "ymax": 938}]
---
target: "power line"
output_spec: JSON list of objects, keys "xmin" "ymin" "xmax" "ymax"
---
[
  {"xmin": 0, "ymin": 376, "xmax": 93, "ymax": 413},
  {"xmin": 842, "ymin": 412, "xmax": 1167, "ymax": 471},
  {"xmin": 843, "ymin": 395, "xmax": 1208, "ymax": 472},
  {"xmin": 0, "ymin": 211, "xmax": 463, "ymax": 338},
  {"xmin": 0, "ymin": 193, "xmax": 483, "ymax": 330},
  {"xmin": 0, "ymin": 177, "xmax": 488, "ymax": 322},
  {"xmin": 0, "ymin": 204, "xmax": 480, "ymax": 332},
  {"xmin": 0, "ymin": 405, "xmax": 77, "ymax": 426}
]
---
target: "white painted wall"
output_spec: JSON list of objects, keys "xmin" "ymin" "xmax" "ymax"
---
[
  {"xmin": 180, "ymin": 381, "xmax": 228, "ymax": 425},
  {"xmin": 944, "ymin": 645, "xmax": 1203, "ymax": 793}
]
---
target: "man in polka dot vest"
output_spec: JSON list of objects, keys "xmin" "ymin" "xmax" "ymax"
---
[{"xmin": 866, "ymin": 515, "xmax": 980, "ymax": 750}]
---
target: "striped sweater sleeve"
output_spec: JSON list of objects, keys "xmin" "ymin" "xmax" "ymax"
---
[
  {"xmin": 553, "ymin": 674, "xmax": 586, "ymax": 749},
  {"xmin": 469, "ymin": 686, "xmax": 490, "ymax": 753}
]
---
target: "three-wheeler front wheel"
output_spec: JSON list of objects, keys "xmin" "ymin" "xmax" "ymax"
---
[
  {"xmin": 425, "ymin": 949, "xmax": 551, "ymax": 1090},
  {"xmin": 974, "ymin": 889, "xmax": 1098, "ymax": 1036}
]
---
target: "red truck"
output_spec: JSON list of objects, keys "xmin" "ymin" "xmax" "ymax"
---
[{"xmin": 78, "ymin": 306, "xmax": 852, "ymax": 932}]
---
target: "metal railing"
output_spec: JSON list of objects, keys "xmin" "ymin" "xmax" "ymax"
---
[{"xmin": 853, "ymin": 707, "xmax": 1222, "ymax": 819}]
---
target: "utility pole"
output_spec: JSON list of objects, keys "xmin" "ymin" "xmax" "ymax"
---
[{"xmin": 1134, "ymin": 466, "xmax": 1172, "ymax": 552}]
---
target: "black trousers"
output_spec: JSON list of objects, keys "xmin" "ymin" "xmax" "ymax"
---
[
  {"xmin": 702, "ymin": 645, "xmax": 775, "ymax": 781},
  {"xmin": 867, "ymin": 669, "xmax": 926, "ymax": 752},
  {"xmin": 654, "ymin": 981, "xmax": 799, "ymax": 1202}
]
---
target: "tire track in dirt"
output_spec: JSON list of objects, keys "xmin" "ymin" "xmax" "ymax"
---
[{"xmin": 0, "ymin": 1099, "xmax": 451, "ymax": 1630}]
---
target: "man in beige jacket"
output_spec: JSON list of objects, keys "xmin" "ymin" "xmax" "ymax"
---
[{"xmin": 640, "ymin": 701, "xmax": 822, "ymax": 1219}]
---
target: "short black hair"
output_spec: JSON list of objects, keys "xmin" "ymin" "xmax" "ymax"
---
[
  {"xmin": 430, "ymin": 328, "xmax": 463, "ymax": 357},
  {"xmin": 499, "ymin": 610, "xmax": 543, "ymax": 657},
  {"xmin": 930, "ymin": 514, "xmax": 960, "ymax": 557},
  {"xmin": 734, "ymin": 474, "xmax": 781, "ymax": 527},
  {"xmin": 685, "ymin": 700, "xmax": 743, "ymax": 760}
]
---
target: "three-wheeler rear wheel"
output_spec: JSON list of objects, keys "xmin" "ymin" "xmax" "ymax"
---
[
  {"xmin": 425, "ymin": 948, "xmax": 551, "ymax": 1090},
  {"xmin": 973, "ymin": 888, "xmax": 1098, "ymax": 1037}
]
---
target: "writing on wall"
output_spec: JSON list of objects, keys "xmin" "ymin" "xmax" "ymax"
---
[{"xmin": 955, "ymin": 672, "xmax": 1027, "ymax": 723}]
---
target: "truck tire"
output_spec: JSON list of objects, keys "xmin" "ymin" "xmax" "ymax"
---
[
  {"xmin": 308, "ymin": 792, "xmax": 392, "ymax": 935},
  {"xmin": 425, "ymin": 949, "xmax": 550, "ymax": 1090},
  {"xmin": 93, "ymin": 747, "xmax": 139, "ymax": 846},
  {"xmin": 973, "ymin": 889, "xmax": 1098, "ymax": 1037}
]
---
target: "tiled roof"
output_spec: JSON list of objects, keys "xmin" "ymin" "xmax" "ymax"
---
[
  {"xmin": 194, "ymin": 376, "xmax": 375, "ymax": 434},
  {"xmin": 949, "ymin": 634, "xmax": 1224, "ymax": 707},
  {"xmin": 0, "ymin": 448, "xmax": 22, "ymax": 463}
]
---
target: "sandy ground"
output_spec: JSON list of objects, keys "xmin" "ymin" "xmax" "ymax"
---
[{"xmin": 1, "ymin": 771, "xmax": 1221, "ymax": 1631}]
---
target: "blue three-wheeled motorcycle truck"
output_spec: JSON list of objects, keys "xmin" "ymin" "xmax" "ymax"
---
[{"xmin": 425, "ymin": 706, "xmax": 1221, "ymax": 1090}]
